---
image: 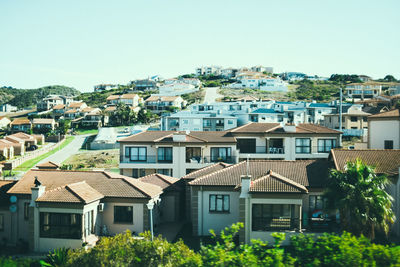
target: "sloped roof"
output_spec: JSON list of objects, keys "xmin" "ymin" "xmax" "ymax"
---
[
  {"xmin": 189, "ymin": 160, "xmax": 331, "ymax": 189},
  {"xmin": 139, "ymin": 173, "xmax": 180, "ymax": 190},
  {"xmin": 52, "ymin": 104, "xmax": 65, "ymax": 110},
  {"xmin": 106, "ymin": 95, "xmax": 120, "ymax": 100},
  {"xmin": 230, "ymin": 123, "xmax": 281, "ymax": 133},
  {"xmin": 331, "ymin": 149, "xmax": 400, "ymax": 176},
  {"xmin": 8, "ymin": 170, "xmax": 163, "ymax": 199},
  {"xmin": 145, "ymin": 96, "xmax": 181, "ymax": 102},
  {"xmin": 249, "ymin": 171, "xmax": 308, "ymax": 193},
  {"xmin": 368, "ymin": 109, "xmax": 400, "ymax": 119},
  {"xmin": 65, "ymin": 109, "xmax": 78, "ymax": 114},
  {"xmin": 36, "ymin": 161, "xmax": 60, "ymax": 169},
  {"xmin": 10, "ymin": 132, "xmax": 35, "ymax": 140},
  {"xmin": 121, "ymin": 94, "xmax": 139, "ymax": 99},
  {"xmin": 119, "ymin": 131, "xmax": 236, "ymax": 143},
  {"xmin": 36, "ymin": 181, "xmax": 104, "ymax": 204},
  {"xmin": 10, "ymin": 118, "xmax": 31, "ymax": 125},
  {"xmin": 32, "ymin": 118, "xmax": 55, "ymax": 124},
  {"xmin": 68, "ymin": 102, "xmax": 86, "ymax": 108},
  {"xmin": 230, "ymin": 123, "xmax": 340, "ymax": 134},
  {"xmin": 182, "ymin": 162, "xmax": 231, "ymax": 180}
]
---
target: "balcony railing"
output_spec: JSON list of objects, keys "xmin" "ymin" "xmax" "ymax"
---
[
  {"xmin": 120, "ymin": 155, "xmax": 236, "ymax": 164},
  {"xmin": 239, "ymin": 146, "xmax": 285, "ymax": 154},
  {"xmin": 252, "ymin": 217, "xmax": 300, "ymax": 231},
  {"xmin": 120, "ymin": 155, "xmax": 172, "ymax": 164}
]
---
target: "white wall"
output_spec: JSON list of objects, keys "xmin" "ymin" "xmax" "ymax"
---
[
  {"xmin": 198, "ymin": 190, "xmax": 240, "ymax": 235},
  {"xmin": 102, "ymin": 202, "xmax": 144, "ymax": 235},
  {"xmin": 369, "ymin": 120, "xmax": 400, "ymax": 149}
]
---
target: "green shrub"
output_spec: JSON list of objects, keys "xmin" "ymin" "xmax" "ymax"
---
[{"xmin": 67, "ymin": 230, "xmax": 201, "ymax": 267}]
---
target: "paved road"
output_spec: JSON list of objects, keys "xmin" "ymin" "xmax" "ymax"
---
[
  {"xmin": 36, "ymin": 135, "xmax": 88, "ymax": 165},
  {"xmin": 203, "ymin": 87, "xmax": 223, "ymax": 103}
]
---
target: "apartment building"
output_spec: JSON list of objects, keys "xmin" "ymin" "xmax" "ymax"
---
[
  {"xmin": 131, "ymin": 79, "xmax": 159, "ymax": 91},
  {"xmin": 346, "ymin": 82, "xmax": 382, "ymax": 100},
  {"xmin": 93, "ymin": 84, "xmax": 118, "ymax": 92},
  {"xmin": 119, "ymin": 123, "xmax": 341, "ymax": 178},
  {"xmin": 161, "ymin": 111, "xmax": 237, "ymax": 131},
  {"xmin": 32, "ymin": 118, "xmax": 57, "ymax": 131},
  {"xmin": 368, "ymin": 109, "xmax": 400, "ymax": 149},
  {"xmin": 119, "ymin": 131, "xmax": 238, "ymax": 178},
  {"xmin": 144, "ymin": 96, "xmax": 185, "ymax": 114},
  {"xmin": 195, "ymin": 66, "xmax": 222, "ymax": 76},
  {"xmin": 37, "ymin": 95, "xmax": 74, "ymax": 112}
]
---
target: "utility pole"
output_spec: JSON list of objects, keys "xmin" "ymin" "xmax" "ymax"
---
[{"xmin": 339, "ymin": 88, "xmax": 343, "ymax": 148}]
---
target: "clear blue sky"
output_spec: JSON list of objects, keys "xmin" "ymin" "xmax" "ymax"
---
[{"xmin": 1, "ymin": 0, "xmax": 399, "ymax": 92}]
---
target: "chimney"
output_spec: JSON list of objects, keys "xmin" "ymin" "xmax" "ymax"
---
[
  {"xmin": 283, "ymin": 124, "xmax": 296, "ymax": 133},
  {"xmin": 173, "ymin": 132, "xmax": 186, "ymax": 142},
  {"xmin": 30, "ymin": 176, "xmax": 45, "ymax": 207},
  {"xmin": 240, "ymin": 175, "xmax": 251, "ymax": 198}
]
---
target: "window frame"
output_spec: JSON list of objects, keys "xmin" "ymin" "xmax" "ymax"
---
[
  {"xmin": 125, "ymin": 147, "xmax": 147, "ymax": 162},
  {"xmin": 209, "ymin": 194, "xmax": 230, "ymax": 213},
  {"xmin": 157, "ymin": 147, "xmax": 173, "ymax": 163},
  {"xmin": 114, "ymin": 206, "xmax": 133, "ymax": 224},
  {"xmin": 40, "ymin": 212, "xmax": 82, "ymax": 239},
  {"xmin": 384, "ymin": 140, "xmax": 394, "ymax": 149},
  {"xmin": 0, "ymin": 214, "xmax": 4, "ymax": 232},
  {"xmin": 295, "ymin": 138, "xmax": 311, "ymax": 154},
  {"xmin": 317, "ymin": 139, "xmax": 336, "ymax": 153}
]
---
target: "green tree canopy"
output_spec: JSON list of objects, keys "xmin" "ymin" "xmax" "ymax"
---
[{"xmin": 324, "ymin": 158, "xmax": 395, "ymax": 239}]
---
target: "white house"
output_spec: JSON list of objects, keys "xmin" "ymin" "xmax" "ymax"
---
[
  {"xmin": 346, "ymin": 82, "xmax": 382, "ymax": 100},
  {"xmin": 145, "ymin": 96, "xmax": 186, "ymax": 114},
  {"xmin": 368, "ymin": 109, "xmax": 400, "ymax": 149},
  {"xmin": 0, "ymin": 116, "xmax": 11, "ymax": 129}
]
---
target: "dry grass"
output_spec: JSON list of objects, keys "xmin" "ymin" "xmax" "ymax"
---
[
  {"xmin": 218, "ymin": 87, "xmax": 293, "ymax": 101},
  {"xmin": 62, "ymin": 149, "xmax": 119, "ymax": 170}
]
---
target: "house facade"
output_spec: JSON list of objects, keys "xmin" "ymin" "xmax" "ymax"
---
[
  {"xmin": 10, "ymin": 118, "xmax": 32, "ymax": 133},
  {"xmin": 368, "ymin": 109, "xmax": 400, "ymax": 149},
  {"xmin": 144, "ymin": 96, "xmax": 185, "ymax": 114},
  {"xmin": 32, "ymin": 118, "xmax": 57, "ymax": 131},
  {"xmin": 346, "ymin": 82, "xmax": 382, "ymax": 100},
  {"xmin": 106, "ymin": 94, "xmax": 142, "ymax": 107},
  {"xmin": 2, "ymin": 167, "xmax": 182, "ymax": 252}
]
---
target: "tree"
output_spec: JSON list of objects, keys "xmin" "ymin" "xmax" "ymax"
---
[
  {"xmin": 382, "ymin": 75, "xmax": 397, "ymax": 83},
  {"xmin": 324, "ymin": 158, "xmax": 395, "ymax": 239},
  {"xmin": 57, "ymin": 119, "xmax": 71, "ymax": 135},
  {"xmin": 110, "ymin": 103, "xmax": 136, "ymax": 126}
]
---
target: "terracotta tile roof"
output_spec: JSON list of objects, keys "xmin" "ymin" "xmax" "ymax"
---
[
  {"xmin": 10, "ymin": 132, "xmax": 35, "ymax": 141},
  {"xmin": 32, "ymin": 118, "xmax": 55, "ymax": 124},
  {"xmin": 8, "ymin": 170, "xmax": 163, "ymax": 199},
  {"xmin": 52, "ymin": 104, "xmax": 65, "ymax": 110},
  {"xmin": 0, "ymin": 139, "xmax": 15, "ymax": 148},
  {"xmin": 119, "ymin": 131, "xmax": 236, "ymax": 143},
  {"xmin": 10, "ymin": 118, "xmax": 31, "ymax": 125},
  {"xmin": 248, "ymin": 171, "xmax": 308, "ymax": 193},
  {"xmin": 81, "ymin": 107, "xmax": 96, "ymax": 112},
  {"xmin": 145, "ymin": 95, "xmax": 180, "ymax": 102},
  {"xmin": 230, "ymin": 123, "xmax": 281, "ymax": 133},
  {"xmin": 331, "ymin": 149, "xmax": 400, "ymax": 176},
  {"xmin": 105, "ymin": 106, "xmax": 117, "ymax": 112},
  {"xmin": 106, "ymin": 95, "xmax": 120, "ymax": 100},
  {"xmin": 5, "ymin": 135, "xmax": 24, "ymax": 144},
  {"xmin": 368, "ymin": 109, "xmax": 400, "ymax": 119},
  {"xmin": 230, "ymin": 122, "xmax": 340, "ymax": 134},
  {"xmin": 68, "ymin": 102, "xmax": 86, "ymax": 108},
  {"xmin": 189, "ymin": 160, "xmax": 331, "ymax": 189},
  {"xmin": 36, "ymin": 161, "xmax": 60, "ymax": 169},
  {"xmin": 36, "ymin": 181, "xmax": 104, "ymax": 204},
  {"xmin": 121, "ymin": 94, "xmax": 139, "ymax": 99},
  {"xmin": 182, "ymin": 162, "xmax": 231, "ymax": 180},
  {"xmin": 139, "ymin": 173, "xmax": 179, "ymax": 190},
  {"xmin": 65, "ymin": 109, "xmax": 78, "ymax": 114}
]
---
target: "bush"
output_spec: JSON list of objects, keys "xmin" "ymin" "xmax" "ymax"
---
[{"xmin": 67, "ymin": 230, "xmax": 201, "ymax": 267}]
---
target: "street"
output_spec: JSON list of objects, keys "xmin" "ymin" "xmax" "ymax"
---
[{"xmin": 203, "ymin": 87, "xmax": 223, "ymax": 103}]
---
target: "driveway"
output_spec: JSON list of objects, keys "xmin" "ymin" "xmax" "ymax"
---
[
  {"xmin": 36, "ymin": 135, "xmax": 88, "ymax": 165},
  {"xmin": 203, "ymin": 87, "xmax": 223, "ymax": 103}
]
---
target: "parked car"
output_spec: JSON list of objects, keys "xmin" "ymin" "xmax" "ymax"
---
[{"xmin": 26, "ymin": 145, "xmax": 38, "ymax": 151}]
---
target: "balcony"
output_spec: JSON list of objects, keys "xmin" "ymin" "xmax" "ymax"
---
[
  {"xmin": 252, "ymin": 217, "xmax": 300, "ymax": 231},
  {"xmin": 186, "ymin": 156, "xmax": 237, "ymax": 164},
  {"xmin": 120, "ymin": 155, "xmax": 172, "ymax": 164},
  {"xmin": 239, "ymin": 146, "xmax": 285, "ymax": 154}
]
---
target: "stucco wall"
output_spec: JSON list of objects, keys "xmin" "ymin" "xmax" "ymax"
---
[
  {"xmin": 102, "ymin": 201, "xmax": 144, "ymax": 235},
  {"xmin": 369, "ymin": 120, "xmax": 400, "ymax": 149}
]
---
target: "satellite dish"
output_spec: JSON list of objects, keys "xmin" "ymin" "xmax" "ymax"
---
[
  {"xmin": 9, "ymin": 195, "xmax": 17, "ymax": 203},
  {"xmin": 9, "ymin": 204, "xmax": 17, "ymax": 213}
]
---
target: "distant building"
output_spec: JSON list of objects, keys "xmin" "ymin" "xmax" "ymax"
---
[
  {"xmin": 346, "ymin": 82, "xmax": 382, "ymax": 100},
  {"xmin": 37, "ymin": 95, "xmax": 74, "ymax": 112},
  {"xmin": 0, "ymin": 116, "xmax": 11, "ymax": 129},
  {"xmin": 106, "ymin": 94, "xmax": 142, "ymax": 107},
  {"xmin": 144, "ymin": 96, "xmax": 186, "ymax": 114},
  {"xmin": 131, "ymin": 79, "xmax": 159, "ymax": 91},
  {"xmin": 250, "ymin": 65, "xmax": 273, "ymax": 73},
  {"xmin": 358, "ymin": 75, "xmax": 373, "ymax": 82},
  {"xmin": 0, "ymin": 104, "xmax": 18, "ymax": 113},
  {"xmin": 32, "ymin": 118, "xmax": 57, "ymax": 131},
  {"xmin": 368, "ymin": 109, "xmax": 400, "ymax": 149},
  {"xmin": 94, "ymin": 84, "xmax": 118, "ymax": 92},
  {"xmin": 10, "ymin": 118, "xmax": 32, "ymax": 133},
  {"xmin": 220, "ymin": 68, "xmax": 238, "ymax": 78},
  {"xmin": 195, "ymin": 66, "xmax": 222, "ymax": 76}
]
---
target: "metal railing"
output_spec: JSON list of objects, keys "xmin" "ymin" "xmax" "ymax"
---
[
  {"xmin": 239, "ymin": 146, "xmax": 285, "ymax": 154},
  {"xmin": 252, "ymin": 217, "xmax": 300, "ymax": 231},
  {"xmin": 186, "ymin": 156, "xmax": 237, "ymax": 164},
  {"xmin": 120, "ymin": 155, "xmax": 236, "ymax": 164}
]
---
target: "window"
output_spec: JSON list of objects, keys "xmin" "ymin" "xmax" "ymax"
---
[
  {"xmin": 350, "ymin": 116, "xmax": 358, "ymax": 122},
  {"xmin": 157, "ymin": 169, "xmax": 171, "ymax": 175},
  {"xmin": 125, "ymin": 147, "xmax": 147, "ymax": 162},
  {"xmin": 252, "ymin": 204, "xmax": 294, "ymax": 231},
  {"xmin": 0, "ymin": 214, "xmax": 3, "ymax": 232},
  {"xmin": 362, "ymin": 117, "xmax": 367, "ymax": 122},
  {"xmin": 209, "ymin": 195, "xmax": 230, "ymax": 212},
  {"xmin": 114, "ymin": 206, "xmax": 133, "ymax": 224},
  {"xmin": 211, "ymin": 147, "xmax": 232, "ymax": 162},
  {"xmin": 40, "ymin": 213, "xmax": 82, "ymax": 239},
  {"xmin": 186, "ymin": 147, "xmax": 201, "ymax": 163},
  {"xmin": 157, "ymin": 147, "xmax": 172, "ymax": 163},
  {"xmin": 295, "ymin": 138, "xmax": 311, "ymax": 154},
  {"xmin": 309, "ymin": 195, "xmax": 327, "ymax": 214},
  {"xmin": 24, "ymin": 202, "xmax": 29, "ymax": 220},
  {"xmin": 237, "ymin": 139, "xmax": 256, "ymax": 153},
  {"xmin": 203, "ymin": 119, "xmax": 212, "ymax": 127},
  {"xmin": 183, "ymin": 120, "xmax": 189, "ymax": 124},
  {"xmin": 384, "ymin": 140, "xmax": 394, "ymax": 149},
  {"xmin": 317, "ymin": 139, "xmax": 336, "ymax": 153}
]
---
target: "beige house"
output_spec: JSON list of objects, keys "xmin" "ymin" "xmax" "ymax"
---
[
  {"xmin": 10, "ymin": 118, "xmax": 32, "ymax": 133},
  {"xmin": 322, "ymin": 105, "xmax": 370, "ymax": 137},
  {"xmin": 188, "ymin": 160, "xmax": 331, "ymax": 244},
  {"xmin": 106, "ymin": 94, "xmax": 142, "ymax": 107},
  {"xmin": 368, "ymin": 109, "xmax": 400, "ymax": 149},
  {"xmin": 3, "ymin": 166, "xmax": 180, "ymax": 252},
  {"xmin": 4, "ymin": 135, "xmax": 25, "ymax": 156},
  {"xmin": 32, "ymin": 118, "xmax": 57, "ymax": 131},
  {"xmin": 144, "ymin": 96, "xmax": 185, "ymax": 114}
]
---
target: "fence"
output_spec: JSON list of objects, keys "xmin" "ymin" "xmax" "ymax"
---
[{"xmin": 3, "ymin": 137, "xmax": 66, "ymax": 170}]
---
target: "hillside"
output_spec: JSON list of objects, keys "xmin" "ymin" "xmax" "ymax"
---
[{"xmin": 0, "ymin": 85, "xmax": 81, "ymax": 109}]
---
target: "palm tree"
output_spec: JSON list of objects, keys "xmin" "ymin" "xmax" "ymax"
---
[{"xmin": 324, "ymin": 158, "xmax": 395, "ymax": 239}]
